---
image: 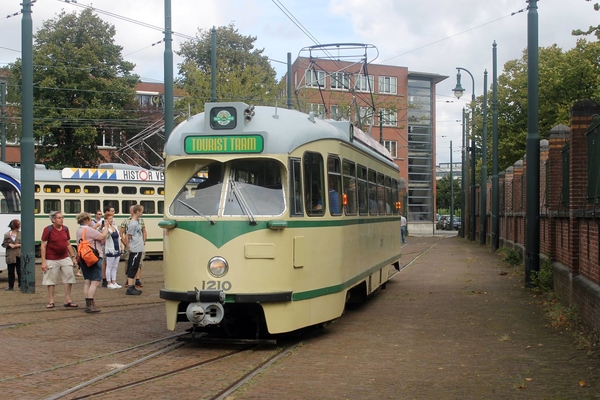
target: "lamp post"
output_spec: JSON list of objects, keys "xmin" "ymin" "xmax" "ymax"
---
[
  {"xmin": 450, "ymin": 140, "xmax": 454, "ymax": 231},
  {"xmin": 480, "ymin": 70, "xmax": 488, "ymax": 245},
  {"xmin": 452, "ymin": 68, "xmax": 476, "ymax": 241},
  {"xmin": 460, "ymin": 108, "xmax": 466, "ymax": 238}
]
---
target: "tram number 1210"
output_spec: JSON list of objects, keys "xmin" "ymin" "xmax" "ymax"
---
[{"xmin": 202, "ymin": 280, "xmax": 232, "ymax": 291}]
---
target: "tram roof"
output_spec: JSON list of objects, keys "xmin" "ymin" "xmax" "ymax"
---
[
  {"xmin": 166, "ymin": 102, "xmax": 398, "ymax": 170},
  {"xmin": 0, "ymin": 161, "xmax": 20, "ymax": 182}
]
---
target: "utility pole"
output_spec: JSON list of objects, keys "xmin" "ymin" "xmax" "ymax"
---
[
  {"xmin": 21, "ymin": 0, "xmax": 36, "ymax": 293},
  {"xmin": 525, "ymin": 0, "xmax": 540, "ymax": 286},
  {"xmin": 491, "ymin": 41, "xmax": 500, "ymax": 250},
  {"xmin": 480, "ymin": 70, "xmax": 488, "ymax": 245},
  {"xmin": 163, "ymin": 0, "xmax": 174, "ymax": 141},
  {"xmin": 1, "ymin": 81, "xmax": 6, "ymax": 161}
]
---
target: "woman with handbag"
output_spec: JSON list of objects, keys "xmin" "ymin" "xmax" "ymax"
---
[
  {"xmin": 75, "ymin": 212, "xmax": 108, "ymax": 313},
  {"xmin": 2, "ymin": 219, "xmax": 21, "ymax": 290}
]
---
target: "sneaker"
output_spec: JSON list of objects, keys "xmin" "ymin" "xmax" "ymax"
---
[
  {"xmin": 135, "ymin": 280, "xmax": 143, "ymax": 287},
  {"xmin": 107, "ymin": 283, "xmax": 118, "ymax": 289},
  {"xmin": 126, "ymin": 286, "xmax": 142, "ymax": 296},
  {"xmin": 114, "ymin": 283, "xmax": 122, "ymax": 288}
]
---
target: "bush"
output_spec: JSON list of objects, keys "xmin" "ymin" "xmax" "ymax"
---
[
  {"xmin": 499, "ymin": 247, "xmax": 522, "ymax": 267},
  {"xmin": 531, "ymin": 257, "xmax": 553, "ymax": 292}
]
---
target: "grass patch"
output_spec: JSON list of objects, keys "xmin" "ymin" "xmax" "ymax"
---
[
  {"xmin": 530, "ymin": 257, "xmax": 553, "ymax": 292},
  {"xmin": 498, "ymin": 247, "xmax": 522, "ymax": 267}
]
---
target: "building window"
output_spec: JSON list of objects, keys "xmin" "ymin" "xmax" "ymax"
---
[
  {"xmin": 306, "ymin": 69, "xmax": 325, "ymax": 87},
  {"xmin": 331, "ymin": 72, "xmax": 349, "ymax": 90},
  {"xmin": 379, "ymin": 108, "xmax": 397, "ymax": 126},
  {"xmin": 378, "ymin": 76, "xmax": 397, "ymax": 94},
  {"xmin": 330, "ymin": 104, "xmax": 349, "ymax": 120},
  {"xmin": 359, "ymin": 107, "xmax": 373, "ymax": 126},
  {"xmin": 355, "ymin": 74, "xmax": 374, "ymax": 92},
  {"xmin": 307, "ymin": 103, "xmax": 325, "ymax": 117},
  {"xmin": 383, "ymin": 140, "xmax": 398, "ymax": 158}
]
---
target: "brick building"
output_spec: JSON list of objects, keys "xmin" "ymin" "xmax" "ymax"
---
[{"xmin": 289, "ymin": 56, "xmax": 446, "ymax": 222}]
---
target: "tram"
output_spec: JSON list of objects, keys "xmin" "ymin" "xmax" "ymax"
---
[
  {"xmin": 0, "ymin": 161, "xmax": 21, "ymax": 271},
  {"xmin": 34, "ymin": 164, "xmax": 164, "ymax": 257},
  {"xmin": 159, "ymin": 102, "xmax": 403, "ymax": 337}
]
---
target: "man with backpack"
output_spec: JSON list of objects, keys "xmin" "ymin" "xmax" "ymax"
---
[{"xmin": 40, "ymin": 211, "xmax": 78, "ymax": 309}]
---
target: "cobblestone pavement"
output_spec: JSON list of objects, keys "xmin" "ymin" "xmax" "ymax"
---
[{"xmin": 0, "ymin": 237, "xmax": 599, "ymax": 399}]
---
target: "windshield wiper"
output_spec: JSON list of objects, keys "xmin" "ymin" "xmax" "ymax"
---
[
  {"xmin": 229, "ymin": 178, "xmax": 257, "ymax": 226},
  {"xmin": 177, "ymin": 199, "xmax": 216, "ymax": 225}
]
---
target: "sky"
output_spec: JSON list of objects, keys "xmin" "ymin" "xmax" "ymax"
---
[{"xmin": 0, "ymin": 0, "xmax": 598, "ymax": 164}]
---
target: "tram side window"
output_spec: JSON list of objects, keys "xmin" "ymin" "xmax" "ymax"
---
[
  {"xmin": 140, "ymin": 201, "xmax": 155, "ymax": 214},
  {"xmin": 103, "ymin": 201, "xmax": 119, "ymax": 214},
  {"xmin": 158, "ymin": 200, "xmax": 164, "ymax": 215},
  {"xmin": 84, "ymin": 200, "xmax": 100, "ymax": 214},
  {"xmin": 35, "ymin": 199, "xmax": 40, "ymax": 214},
  {"xmin": 141, "ymin": 187, "xmax": 155, "ymax": 195},
  {"xmin": 84, "ymin": 186, "xmax": 100, "ymax": 194},
  {"xmin": 289, "ymin": 158, "xmax": 304, "ymax": 216},
  {"xmin": 327, "ymin": 156, "xmax": 342, "ymax": 216},
  {"xmin": 122, "ymin": 200, "xmax": 137, "ymax": 213},
  {"xmin": 64, "ymin": 200, "xmax": 81, "ymax": 215},
  {"xmin": 303, "ymin": 152, "xmax": 325, "ymax": 216},
  {"xmin": 122, "ymin": 186, "xmax": 137, "ymax": 195},
  {"xmin": 64, "ymin": 185, "xmax": 81, "ymax": 194},
  {"xmin": 103, "ymin": 186, "xmax": 118, "ymax": 194},
  {"xmin": 368, "ymin": 170, "xmax": 378, "ymax": 215},
  {"xmin": 358, "ymin": 165, "xmax": 368, "ymax": 215},
  {"xmin": 392, "ymin": 178, "xmax": 399, "ymax": 215},
  {"xmin": 342, "ymin": 160, "xmax": 357, "ymax": 215},
  {"xmin": 385, "ymin": 176, "xmax": 393, "ymax": 215},
  {"xmin": 377, "ymin": 173, "xmax": 386, "ymax": 215},
  {"xmin": 44, "ymin": 185, "xmax": 61, "ymax": 193},
  {"xmin": 44, "ymin": 200, "xmax": 61, "ymax": 214}
]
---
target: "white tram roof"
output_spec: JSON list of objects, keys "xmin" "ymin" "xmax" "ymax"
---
[{"xmin": 165, "ymin": 102, "xmax": 398, "ymax": 171}]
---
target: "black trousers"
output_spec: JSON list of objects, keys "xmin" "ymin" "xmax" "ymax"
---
[{"xmin": 7, "ymin": 257, "xmax": 21, "ymax": 288}]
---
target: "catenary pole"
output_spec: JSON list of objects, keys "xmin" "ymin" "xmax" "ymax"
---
[
  {"xmin": 525, "ymin": 0, "xmax": 540, "ymax": 286},
  {"xmin": 461, "ymin": 108, "xmax": 466, "ymax": 237},
  {"xmin": 163, "ymin": 0, "xmax": 174, "ymax": 141},
  {"xmin": 21, "ymin": 0, "xmax": 36, "ymax": 293},
  {"xmin": 491, "ymin": 41, "xmax": 500, "ymax": 250},
  {"xmin": 480, "ymin": 70, "xmax": 488, "ymax": 245}
]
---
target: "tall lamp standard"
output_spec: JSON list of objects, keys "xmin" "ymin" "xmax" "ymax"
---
[{"xmin": 452, "ymin": 68, "xmax": 476, "ymax": 241}]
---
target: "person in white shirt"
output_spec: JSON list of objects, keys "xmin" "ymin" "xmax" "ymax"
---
[{"xmin": 400, "ymin": 213, "xmax": 407, "ymax": 244}]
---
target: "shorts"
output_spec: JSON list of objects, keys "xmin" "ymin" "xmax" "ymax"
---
[
  {"xmin": 81, "ymin": 258, "xmax": 103, "ymax": 281},
  {"xmin": 43, "ymin": 258, "xmax": 76, "ymax": 286},
  {"xmin": 122, "ymin": 250, "xmax": 144, "ymax": 268}
]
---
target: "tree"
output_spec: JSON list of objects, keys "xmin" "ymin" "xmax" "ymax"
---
[
  {"xmin": 470, "ymin": 39, "xmax": 600, "ymax": 173},
  {"xmin": 176, "ymin": 23, "xmax": 283, "ymax": 114},
  {"xmin": 573, "ymin": 1, "xmax": 600, "ymax": 39},
  {"xmin": 436, "ymin": 175, "xmax": 462, "ymax": 213},
  {"xmin": 9, "ymin": 9, "xmax": 139, "ymax": 168}
]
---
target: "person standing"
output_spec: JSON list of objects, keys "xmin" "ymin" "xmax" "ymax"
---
[
  {"xmin": 40, "ymin": 211, "xmax": 78, "ymax": 309},
  {"xmin": 2, "ymin": 219, "xmax": 21, "ymax": 291},
  {"xmin": 103, "ymin": 213, "xmax": 122, "ymax": 289},
  {"xmin": 400, "ymin": 213, "xmax": 407, "ymax": 244},
  {"xmin": 120, "ymin": 205, "xmax": 146, "ymax": 288},
  {"xmin": 123, "ymin": 204, "xmax": 144, "ymax": 295},
  {"xmin": 76, "ymin": 212, "xmax": 109, "ymax": 313}
]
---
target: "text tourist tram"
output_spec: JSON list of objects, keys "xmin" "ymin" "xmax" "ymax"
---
[{"xmin": 159, "ymin": 102, "xmax": 403, "ymax": 337}]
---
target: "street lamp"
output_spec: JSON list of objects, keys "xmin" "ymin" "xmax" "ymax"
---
[{"xmin": 453, "ymin": 68, "xmax": 476, "ymax": 242}]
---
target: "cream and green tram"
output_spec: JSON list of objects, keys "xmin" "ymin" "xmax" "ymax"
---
[
  {"xmin": 160, "ymin": 102, "xmax": 402, "ymax": 337},
  {"xmin": 34, "ymin": 164, "xmax": 165, "ymax": 257}
]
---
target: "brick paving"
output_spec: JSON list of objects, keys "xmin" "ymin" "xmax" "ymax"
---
[{"xmin": 0, "ymin": 237, "xmax": 599, "ymax": 399}]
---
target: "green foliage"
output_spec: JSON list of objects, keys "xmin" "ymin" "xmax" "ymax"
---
[
  {"xmin": 499, "ymin": 247, "xmax": 522, "ymax": 267},
  {"xmin": 436, "ymin": 175, "xmax": 462, "ymax": 211},
  {"xmin": 8, "ymin": 9, "xmax": 139, "ymax": 168},
  {"xmin": 470, "ymin": 39, "xmax": 600, "ymax": 173},
  {"xmin": 572, "ymin": 1, "xmax": 600, "ymax": 39},
  {"xmin": 176, "ymin": 23, "xmax": 283, "ymax": 114},
  {"xmin": 530, "ymin": 257, "xmax": 553, "ymax": 292}
]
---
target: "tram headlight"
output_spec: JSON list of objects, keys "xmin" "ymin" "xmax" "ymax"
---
[{"xmin": 208, "ymin": 256, "xmax": 228, "ymax": 277}]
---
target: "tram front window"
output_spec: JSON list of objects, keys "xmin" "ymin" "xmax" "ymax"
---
[
  {"xmin": 0, "ymin": 181, "xmax": 21, "ymax": 213},
  {"xmin": 169, "ymin": 159, "xmax": 284, "ymax": 217}
]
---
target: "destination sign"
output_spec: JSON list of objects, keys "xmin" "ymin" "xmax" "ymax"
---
[
  {"xmin": 61, "ymin": 168, "xmax": 164, "ymax": 182},
  {"xmin": 184, "ymin": 135, "xmax": 264, "ymax": 154}
]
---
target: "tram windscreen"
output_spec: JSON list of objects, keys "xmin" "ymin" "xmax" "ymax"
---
[
  {"xmin": 223, "ymin": 159, "xmax": 284, "ymax": 216},
  {"xmin": 169, "ymin": 160, "xmax": 284, "ymax": 217},
  {"xmin": 0, "ymin": 181, "xmax": 21, "ymax": 214}
]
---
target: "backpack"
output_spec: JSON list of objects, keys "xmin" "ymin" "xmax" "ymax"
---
[{"xmin": 77, "ymin": 228, "xmax": 99, "ymax": 267}]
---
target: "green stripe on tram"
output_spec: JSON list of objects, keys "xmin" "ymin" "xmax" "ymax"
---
[
  {"xmin": 176, "ymin": 217, "xmax": 399, "ymax": 248},
  {"xmin": 291, "ymin": 253, "xmax": 401, "ymax": 301}
]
